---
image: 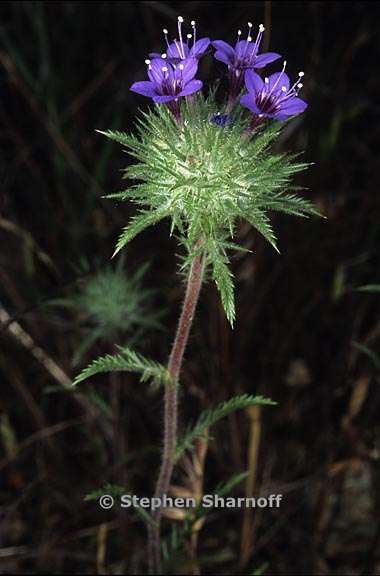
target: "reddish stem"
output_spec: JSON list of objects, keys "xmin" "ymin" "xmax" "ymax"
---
[{"xmin": 148, "ymin": 245, "xmax": 205, "ymax": 573}]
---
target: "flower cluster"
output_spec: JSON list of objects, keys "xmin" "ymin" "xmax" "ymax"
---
[{"xmin": 131, "ymin": 16, "xmax": 307, "ymax": 129}]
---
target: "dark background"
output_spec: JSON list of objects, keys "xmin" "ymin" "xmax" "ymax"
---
[{"xmin": 1, "ymin": 1, "xmax": 380, "ymax": 574}]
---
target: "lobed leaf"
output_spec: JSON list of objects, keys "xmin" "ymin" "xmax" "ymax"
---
[
  {"xmin": 175, "ymin": 394, "xmax": 276, "ymax": 460},
  {"xmin": 73, "ymin": 345, "xmax": 172, "ymax": 386}
]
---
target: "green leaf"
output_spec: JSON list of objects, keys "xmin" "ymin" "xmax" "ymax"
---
[
  {"xmin": 249, "ymin": 122, "xmax": 282, "ymax": 157},
  {"xmin": 246, "ymin": 209, "xmax": 279, "ymax": 253},
  {"xmin": 112, "ymin": 208, "xmax": 167, "ymax": 257},
  {"xmin": 207, "ymin": 241, "xmax": 236, "ymax": 327},
  {"xmin": 73, "ymin": 345, "xmax": 172, "ymax": 386},
  {"xmin": 252, "ymin": 563, "xmax": 270, "ymax": 575},
  {"xmin": 85, "ymin": 482, "xmax": 126, "ymax": 501},
  {"xmin": 213, "ymin": 471, "xmax": 249, "ymax": 498},
  {"xmin": 352, "ymin": 342, "xmax": 380, "ymax": 371},
  {"xmin": 257, "ymin": 192, "xmax": 322, "ymax": 218},
  {"xmin": 175, "ymin": 394, "xmax": 276, "ymax": 460},
  {"xmin": 188, "ymin": 472, "xmax": 249, "ymax": 525},
  {"xmin": 355, "ymin": 284, "xmax": 380, "ymax": 294},
  {"xmin": 96, "ymin": 129, "xmax": 132, "ymax": 148},
  {"xmin": 85, "ymin": 482, "xmax": 158, "ymax": 527}
]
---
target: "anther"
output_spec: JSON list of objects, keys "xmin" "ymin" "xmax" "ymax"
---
[
  {"xmin": 145, "ymin": 59, "xmax": 151, "ymax": 65},
  {"xmin": 259, "ymin": 24, "xmax": 265, "ymax": 32},
  {"xmin": 178, "ymin": 16, "xmax": 184, "ymax": 23}
]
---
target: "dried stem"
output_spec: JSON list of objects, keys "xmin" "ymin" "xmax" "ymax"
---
[
  {"xmin": 148, "ymin": 245, "xmax": 205, "ymax": 573},
  {"xmin": 240, "ymin": 405, "xmax": 262, "ymax": 568}
]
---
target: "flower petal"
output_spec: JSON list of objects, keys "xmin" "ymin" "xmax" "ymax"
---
[
  {"xmin": 253, "ymin": 52, "xmax": 281, "ymax": 68},
  {"xmin": 153, "ymin": 94, "xmax": 176, "ymax": 103},
  {"xmin": 130, "ymin": 81, "xmax": 156, "ymax": 97},
  {"xmin": 179, "ymin": 79, "xmax": 203, "ymax": 97},
  {"xmin": 214, "ymin": 50, "xmax": 233, "ymax": 66},
  {"xmin": 267, "ymin": 72, "xmax": 290, "ymax": 93},
  {"xmin": 212, "ymin": 40, "xmax": 235, "ymax": 60},
  {"xmin": 235, "ymin": 40, "xmax": 255, "ymax": 59},
  {"xmin": 175, "ymin": 58, "xmax": 198, "ymax": 84},
  {"xmin": 277, "ymin": 97, "xmax": 308, "ymax": 117},
  {"xmin": 167, "ymin": 41, "xmax": 190, "ymax": 60},
  {"xmin": 190, "ymin": 38, "xmax": 210, "ymax": 58},
  {"xmin": 240, "ymin": 93, "xmax": 261, "ymax": 114},
  {"xmin": 147, "ymin": 58, "xmax": 170, "ymax": 84},
  {"xmin": 245, "ymin": 70, "xmax": 264, "ymax": 94}
]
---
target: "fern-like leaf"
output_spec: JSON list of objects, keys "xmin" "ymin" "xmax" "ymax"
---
[
  {"xmin": 73, "ymin": 345, "xmax": 172, "ymax": 386},
  {"xmin": 112, "ymin": 208, "xmax": 168, "ymax": 257},
  {"xmin": 207, "ymin": 240, "xmax": 235, "ymax": 327},
  {"xmin": 246, "ymin": 209, "xmax": 280, "ymax": 253},
  {"xmin": 175, "ymin": 394, "xmax": 276, "ymax": 460},
  {"xmin": 96, "ymin": 129, "xmax": 133, "ymax": 148}
]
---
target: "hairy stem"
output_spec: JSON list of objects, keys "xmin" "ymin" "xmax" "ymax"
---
[{"xmin": 148, "ymin": 246, "xmax": 205, "ymax": 573}]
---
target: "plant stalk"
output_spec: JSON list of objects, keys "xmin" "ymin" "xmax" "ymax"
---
[{"xmin": 148, "ymin": 245, "xmax": 205, "ymax": 573}]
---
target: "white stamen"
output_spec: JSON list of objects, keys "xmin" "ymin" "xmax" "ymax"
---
[
  {"xmin": 248, "ymin": 36, "xmax": 252, "ymax": 42},
  {"xmin": 265, "ymin": 77, "xmax": 269, "ymax": 83},
  {"xmin": 253, "ymin": 23, "xmax": 265, "ymax": 53},
  {"xmin": 163, "ymin": 28, "xmax": 168, "ymax": 34},
  {"xmin": 187, "ymin": 34, "xmax": 192, "ymax": 39},
  {"xmin": 176, "ymin": 15, "xmax": 186, "ymax": 59},
  {"xmin": 179, "ymin": 64, "xmax": 184, "ymax": 70},
  {"xmin": 297, "ymin": 83, "xmax": 303, "ymax": 88},
  {"xmin": 281, "ymin": 85, "xmax": 287, "ymax": 92},
  {"xmin": 191, "ymin": 20, "xmax": 197, "ymax": 46},
  {"xmin": 298, "ymin": 71, "xmax": 305, "ymax": 77},
  {"xmin": 248, "ymin": 22, "xmax": 253, "ymax": 28},
  {"xmin": 237, "ymin": 29, "xmax": 242, "ymax": 36},
  {"xmin": 268, "ymin": 60, "xmax": 287, "ymax": 96},
  {"xmin": 145, "ymin": 59, "xmax": 151, "ymax": 65},
  {"xmin": 161, "ymin": 53, "xmax": 167, "ymax": 58},
  {"xmin": 162, "ymin": 66, "xmax": 168, "ymax": 72}
]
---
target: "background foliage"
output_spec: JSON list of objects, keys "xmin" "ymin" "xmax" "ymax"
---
[{"xmin": 1, "ymin": 1, "xmax": 379, "ymax": 574}]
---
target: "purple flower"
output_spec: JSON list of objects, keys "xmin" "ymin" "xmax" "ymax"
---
[
  {"xmin": 240, "ymin": 63, "xmax": 307, "ymax": 121},
  {"xmin": 209, "ymin": 113, "xmax": 234, "ymax": 128},
  {"xmin": 212, "ymin": 23, "xmax": 281, "ymax": 101},
  {"xmin": 130, "ymin": 57, "xmax": 202, "ymax": 104},
  {"xmin": 149, "ymin": 17, "xmax": 210, "ymax": 65}
]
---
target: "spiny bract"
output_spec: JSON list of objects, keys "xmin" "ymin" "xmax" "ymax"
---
[{"xmin": 100, "ymin": 94, "xmax": 321, "ymax": 326}]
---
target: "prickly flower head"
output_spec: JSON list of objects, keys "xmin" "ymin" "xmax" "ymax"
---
[{"xmin": 101, "ymin": 16, "xmax": 320, "ymax": 326}]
